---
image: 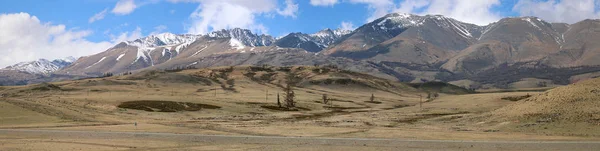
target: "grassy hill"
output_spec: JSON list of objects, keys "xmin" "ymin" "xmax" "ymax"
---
[{"xmin": 407, "ymin": 82, "xmax": 474, "ymax": 95}]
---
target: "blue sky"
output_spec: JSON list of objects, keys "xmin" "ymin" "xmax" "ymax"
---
[
  {"xmin": 0, "ymin": 0, "xmax": 517, "ymax": 41},
  {"xmin": 0, "ymin": 0, "xmax": 388, "ymax": 41},
  {"xmin": 0, "ymin": 0, "xmax": 599, "ymax": 67}
]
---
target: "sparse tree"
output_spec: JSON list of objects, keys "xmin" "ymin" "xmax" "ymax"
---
[
  {"xmin": 102, "ymin": 72, "xmax": 113, "ymax": 78},
  {"xmin": 283, "ymin": 83, "xmax": 295, "ymax": 108},
  {"xmin": 277, "ymin": 93, "xmax": 281, "ymax": 108},
  {"xmin": 426, "ymin": 92, "xmax": 439, "ymax": 100},
  {"xmin": 322, "ymin": 94, "xmax": 328, "ymax": 104},
  {"xmin": 370, "ymin": 93, "xmax": 375, "ymax": 102}
]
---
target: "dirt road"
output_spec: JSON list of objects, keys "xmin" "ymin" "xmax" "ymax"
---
[{"xmin": 1, "ymin": 129, "xmax": 599, "ymax": 150}]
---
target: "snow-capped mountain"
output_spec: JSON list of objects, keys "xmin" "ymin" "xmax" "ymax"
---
[
  {"xmin": 11, "ymin": 12, "xmax": 600, "ymax": 89},
  {"xmin": 1, "ymin": 56, "xmax": 77, "ymax": 74},
  {"xmin": 125, "ymin": 33, "xmax": 200, "ymax": 52},
  {"xmin": 274, "ymin": 28, "xmax": 353, "ymax": 52},
  {"xmin": 325, "ymin": 13, "xmax": 484, "ymax": 55},
  {"xmin": 310, "ymin": 28, "xmax": 352, "ymax": 46},
  {"xmin": 365, "ymin": 13, "xmax": 481, "ymax": 37},
  {"xmin": 207, "ymin": 28, "xmax": 275, "ymax": 47},
  {"xmin": 120, "ymin": 33, "xmax": 201, "ymax": 64}
]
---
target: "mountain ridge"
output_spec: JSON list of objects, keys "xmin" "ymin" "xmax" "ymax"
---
[{"xmin": 4, "ymin": 13, "xmax": 600, "ymax": 89}]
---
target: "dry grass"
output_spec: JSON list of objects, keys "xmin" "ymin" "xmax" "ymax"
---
[{"xmin": 0, "ymin": 66, "xmax": 598, "ymax": 150}]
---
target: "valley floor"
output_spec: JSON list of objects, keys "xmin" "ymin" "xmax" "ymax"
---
[
  {"xmin": 1, "ymin": 67, "xmax": 599, "ymax": 150},
  {"xmin": 1, "ymin": 90, "xmax": 597, "ymax": 150},
  {"xmin": 2, "ymin": 129, "xmax": 600, "ymax": 151}
]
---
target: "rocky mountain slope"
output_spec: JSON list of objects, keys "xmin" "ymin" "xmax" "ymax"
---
[
  {"xmin": 1, "ymin": 57, "xmax": 76, "ymax": 75},
  {"xmin": 274, "ymin": 28, "xmax": 351, "ymax": 52},
  {"xmin": 4, "ymin": 13, "xmax": 600, "ymax": 89}
]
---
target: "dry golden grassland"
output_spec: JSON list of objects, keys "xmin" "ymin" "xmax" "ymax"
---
[{"xmin": 1, "ymin": 65, "xmax": 599, "ymax": 150}]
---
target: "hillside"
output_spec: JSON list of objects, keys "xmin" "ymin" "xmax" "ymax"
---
[
  {"xmin": 472, "ymin": 77, "xmax": 600, "ymax": 136},
  {"xmin": 4, "ymin": 14, "xmax": 600, "ymax": 90},
  {"xmin": 0, "ymin": 65, "xmax": 420, "ymax": 121},
  {"xmin": 3, "ymin": 65, "xmax": 600, "ymax": 142}
]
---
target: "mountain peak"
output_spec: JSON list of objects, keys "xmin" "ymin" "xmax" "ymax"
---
[
  {"xmin": 207, "ymin": 28, "xmax": 275, "ymax": 47},
  {"xmin": 384, "ymin": 12, "xmax": 418, "ymax": 18},
  {"xmin": 2, "ymin": 57, "xmax": 77, "ymax": 74},
  {"xmin": 310, "ymin": 28, "xmax": 352, "ymax": 39},
  {"xmin": 124, "ymin": 33, "xmax": 200, "ymax": 51},
  {"xmin": 58, "ymin": 56, "xmax": 77, "ymax": 63}
]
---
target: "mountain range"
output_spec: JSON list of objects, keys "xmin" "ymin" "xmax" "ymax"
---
[{"xmin": 3, "ymin": 13, "xmax": 600, "ymax": 89}]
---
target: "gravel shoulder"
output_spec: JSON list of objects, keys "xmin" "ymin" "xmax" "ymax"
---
[{"xmin": 1, "ymin": 129, "xmax": 600, "ymax": 151}]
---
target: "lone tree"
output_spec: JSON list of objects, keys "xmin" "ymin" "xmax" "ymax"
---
[
  {"xmin": 322, "ymin": 94, "xmax": 328, "ymax": 104},
  {"xmin": 283, "ymin": 83, "xmax": 295, "ymax": 108},
  {"xmin": 370, "ymin": 93, "xmax": 375, "ymax": 102},
  {"xmin": 426, "ymin": 92, "xmax": 439, "ymax": 100},
  {"xmin": 277, "ymin": 93, "xmax": 281, "ymax": 108}
]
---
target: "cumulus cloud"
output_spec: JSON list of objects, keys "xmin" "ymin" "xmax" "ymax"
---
[
  {"xmin": 395, "ymin": 0, "xmax": 429, "ymax": 13},
  {"xmin": 514, "ymin": 0, "xmax": 600, "ymax": 24},
  {"xmin": 310, "ymin": 0, "xmax": 338, "ymax": 6},
  {"xmin": 149, "ymin": 25, "xmax": 168, "ymax": 35},
  {"xmin": 112, "ymin": 0, "xmax": 137, "ymax": 15},
  {"xmin": 320, "ymin": 0, "xmax": 501, "ymax": 25},
  {"xmin": 109, "ymin": 27, "xmax": 143, "ymax": 43},
  {"xmin": 348, "ymin": 0, "xmax": 395, "ymax": 22},
  {"xmin": 88, "ymin": 8, "xmax": 108, "ymax": 23},
  {"xmin": 418, "ymin": 0, "xmax": 502, "ymax": 25},
  {"xmin": 277, "ymin": 0, "xmax": 299, "ymax": 18},
  {"xmin": 339, "ymin": 21, "xmax": 356, "ymax": 30},
  {"xmin": 0, "ymin": 13, "xmax": 114, "ymax": 68},
  {"xmin": 173, "ymin": 0, "xmax": 281, "ymax": 34}
]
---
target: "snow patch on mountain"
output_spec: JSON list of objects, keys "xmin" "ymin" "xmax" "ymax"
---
[
  {"xmin": 124, "ymin": 33, "xmax": 201, "ymax": 64},
  {"xmin": 132, "ymin": 49, "xmax": 149, "ymax": 64},
  {"xmin": 116, "ymin": 54, "xmax": 125, "ymax": 61},
  {"xmin": 229, "ymin": 38, "xmax": 246, "ymax": 50},
  {"xmin": 1, "ymin": 57, "xmax": 77, "ymax": 74},
  {"xmin": 207, "ymin": 28, "xmax": 275, "ymax": 47},
  {"xmin": 376, "ymin": 13, "xmax": 425, "ymax": 30},
  {"xmin": 191, "ymin": 46, "xmax": 208, "ymax": 57},
  {"xmin": 174, "ymin": 41, "xmax": 194, "ymax": 54},
  {"xmin": 523, "ymin": 18, "xmax": 541, "ymax": 30},
  {"xmin": 86, "ymin": 57, "xmax": 106, "ymax": 69},
  {"xmin": 162, "ymin": 49, "xmax": 168, "ymax": 57}
]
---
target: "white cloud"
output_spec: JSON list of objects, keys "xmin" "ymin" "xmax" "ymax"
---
[
  {"xmin": 514, "ymin": 0, "xmax": 600, "ymax": 24},
  {"xmin": 176, "ymin": 0, "xmax": 279, "ymax": 34},
  {"xmin": 418, "ymin": 0, "xmax": 501, "ymax": 25},
  {"xmin": 322, "ymin": 0, "xmax": 501, "ymax": 25},
  {"xmin": 395, "ymin": 0, "xmax": 429, "ymax": 13},
  {"xmin": 110, "ymin": 27, "xmax": 143, "ymax": 43},
  {"xmin": 88, "ymin": 8, "xmax": 108, "ymax": 23},
  {"xmin": 310, "ymin": 0, "xmax": 338, "ymax": 6},
  {"xmin": 339, "ymin": 21, "xmax": 355, "ymax": 30},
  {"xmin": 277, "ymin": 0, "xmax": 299, "ymax": 18},
  {"xmin": 389, "ymin": 0, "xmax": 501, "ymax": 25},
  {"xmin": 0, "ymin": 13, "xmax": 114, "ymax": 68},
  {"xmin": 112, "ymin": 0, "xmax": 137, "ymax": 15},
  {"xmin": 150, "ymin": 25, "xmax": 168, "ymax": 35},
  {"xmin": 348, "ymin": 0, "xmax": 395, "ymax": 22}
]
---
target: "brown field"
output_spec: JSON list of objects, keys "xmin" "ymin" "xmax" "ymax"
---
[{"xmin": 1, "ymin": 66, "xmax": 599, "ymax": 150}]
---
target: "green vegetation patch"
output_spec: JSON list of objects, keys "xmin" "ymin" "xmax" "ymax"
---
[{"xmin": 118, "ymin": 100, "xmax": 221, "ymax": 112}]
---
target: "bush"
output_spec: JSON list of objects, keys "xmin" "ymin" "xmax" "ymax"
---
[
  {"xmin": 501, "ymin": 94, "xmax": 532, "ymax": 101},
  {"xmin": 249, "ymin": 66, "xmax": 273, "ymax": 72},
  {"xmin": 277, "ymin": 66, "xmax": 292, "ymax": 72}
]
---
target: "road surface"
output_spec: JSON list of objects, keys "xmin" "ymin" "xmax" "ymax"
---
[{"xmin": 1, "ymin": 129, "xmax": 599, "ymax": 150}]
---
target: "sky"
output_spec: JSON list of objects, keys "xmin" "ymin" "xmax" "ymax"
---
[{"xmin": 0, "ymin": 0, "xmax": 600, "ymax": 68}]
